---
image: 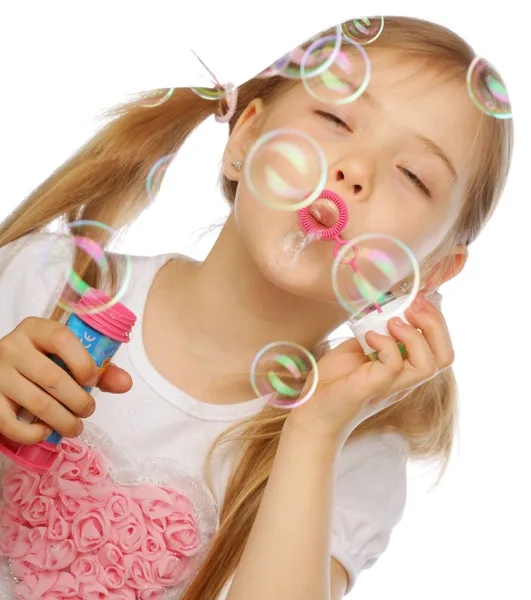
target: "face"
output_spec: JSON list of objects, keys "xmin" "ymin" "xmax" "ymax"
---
[{"xmin": 227, "ymin": 49, "xmax": 480, "ymax": 304}]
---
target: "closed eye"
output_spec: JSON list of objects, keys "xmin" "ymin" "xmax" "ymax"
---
[
  {"xmin": 314, "ymin": 110, "xmax": 352, "ymax": 132},
  {"xmin": 399, "ymin": 167, "xmax": 431, "ymax": 198}
]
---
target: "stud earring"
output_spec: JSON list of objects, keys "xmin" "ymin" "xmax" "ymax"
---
[
  {"xmin": 231, "ymin": 160, "xmax": 243, "ymax": 171},
  {"xmin": 399, "ymin": 281, "xmax": 410, "ymax": 294}
]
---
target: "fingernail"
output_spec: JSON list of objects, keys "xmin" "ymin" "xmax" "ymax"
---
[
  {"xmin": 412, "ymin": 295, "xmax": 425, "ymax": 312},
  {"xmin": 392, "ymin": 317, "xmax": 404, "ymax": 327}
]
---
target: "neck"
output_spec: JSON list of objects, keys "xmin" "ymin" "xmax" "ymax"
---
[{"xmin": 162, "ymin": 213, "xmax": 347, "ymax": 381}]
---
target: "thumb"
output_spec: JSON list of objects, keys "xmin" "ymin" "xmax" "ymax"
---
[{"xmin": 96, "ymin": 364, "xmax": 133, "ymax": 394}]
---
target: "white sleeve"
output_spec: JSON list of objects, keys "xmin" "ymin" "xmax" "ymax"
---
[
  {"xmin": 0, "ymin": 233, "xmax": 72, "ymax": 338},
  {"xmin": 331, "ymin": 430, "xmax": 408, "ymax": 593}
]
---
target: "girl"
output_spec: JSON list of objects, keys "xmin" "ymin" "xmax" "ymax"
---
[{"xmin": 0, "ymin": 15, "xmax": 513, "ymax": 600}]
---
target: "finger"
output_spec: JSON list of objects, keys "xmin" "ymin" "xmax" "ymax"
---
[
  {"xmin": 96, "ymin": 365, "xmax": 133, "ymax": 394},
  {"xmin": 0, "ymin": 368, "xmax": 84, "ymax": 438},
  {"xmin": 387, "ymin": 316, "xmax": 438, "ymax": 380},
  {"xmin": 14, "ymin": 349, "xmax": 96, "ymax": 419},
  {"xmin": 18, "ymin": 317, "xmax": 99, "ymax": 387},
  {"xmin": 358, "ymin": 331, "xmax": 405, "ymax": 392},
  {"xmin": 404, "ymin": 293, "xmax": 455, "ymax": 370},
  {"xmin": 0, "ymin": 395, "xmax": 54, "ymax": 444}
]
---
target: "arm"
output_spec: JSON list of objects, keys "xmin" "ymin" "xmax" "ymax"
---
[{"xmin": 225, "ymin": 421, "xmax": 346, "ymax": 600}]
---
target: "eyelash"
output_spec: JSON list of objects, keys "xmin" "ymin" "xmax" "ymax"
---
[{"xmin": 314, "ymin": 110, "xmax": 432, "ymax": 198}]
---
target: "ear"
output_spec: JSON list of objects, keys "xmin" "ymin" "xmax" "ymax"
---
[
  {"xmin": 222, "ymin": 98, "xmax": 265, "ymax": 181},
  {"xmin": 423, "ymin": 244, "xmax": 469, "ymax": 292}
]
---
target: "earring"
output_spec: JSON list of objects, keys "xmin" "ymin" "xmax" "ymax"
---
[
  {"xmin": 399, "ymin": 281, "xmax": 410, "ymax": 294},
  {"xmin": 231, "ymin": 160, "xmax": 243, "ymax": 171}
]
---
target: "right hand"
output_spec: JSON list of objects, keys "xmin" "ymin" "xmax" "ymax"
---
[{"xmin": 0, "ymin": 316, "xmax": 133, "ymax": 444}]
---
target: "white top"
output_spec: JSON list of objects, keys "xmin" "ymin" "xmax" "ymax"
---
[{"xmin": 0, "ymin": 233, "xmax": 409, "ymax": 598}]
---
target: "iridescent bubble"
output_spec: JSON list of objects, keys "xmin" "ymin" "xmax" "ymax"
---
[
  {"xmin": 137, "ymin": 89, "xmax": 175, "ymax": 108},
  {"xmin": 466, "ymin": 56, "xmax": 512, "ymax": 119},
  {"xmin": 190, "ymin": 85, "xmax": 228, "ymax": 100},
  {"xmin": 244, "ymin": 129, "xmax": 327, "ymax": 211},
  {"xmin": 40, "ymin": 220, "xmax": 133, "ymax": 316},
  {"xmin": 250, "ymin": 342, "xmax": 318, "ymax": 408},
  {"xmin": 341, "ymin": 17, "xmax": 384, "ymax": 45},
  {"xmin": 146, "ymin": 153, "xmax": 177, "ymax": 202},
  {"xmin": 257, "ymin": 26, "xmax": 342, "ymax": 80},
  {"xmin": 301, "ymin": 36, "xmax": 371, "ymax": 105},
  {"xmin": 331, "ymin": 233, "xmax": 420, "ymax": 318}
]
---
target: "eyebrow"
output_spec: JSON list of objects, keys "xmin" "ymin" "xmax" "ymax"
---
[{"xmin": 354, "ymin": 88, "xmax": 458, "ymax": 181}]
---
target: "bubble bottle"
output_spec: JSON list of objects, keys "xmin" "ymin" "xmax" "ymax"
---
[
  {"xmin": 298, "ymin": 189, "xmax": 418, "ymax": 361},
  {"xmin": 0, "ymin": 288, "xmax": 137, "ymax": 473}
]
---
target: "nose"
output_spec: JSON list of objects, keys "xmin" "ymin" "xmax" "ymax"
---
[{"xmin": 331, "ymin": 160, "xmax": 373, "ymax": 201}]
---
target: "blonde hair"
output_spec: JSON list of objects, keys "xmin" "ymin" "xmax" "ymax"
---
[{"xmin": 0, "ymin": 16, "xmax": 513, "ymax": 599}]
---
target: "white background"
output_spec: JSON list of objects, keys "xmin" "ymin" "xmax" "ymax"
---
[{"xmin": 0, "ymin": 1, "xmax": 529, "ymax": 598}]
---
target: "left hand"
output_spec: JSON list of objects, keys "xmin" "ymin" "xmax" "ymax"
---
[{"xmin": 286, "ymin": 292, "xmax": 455, "ymax": 443}]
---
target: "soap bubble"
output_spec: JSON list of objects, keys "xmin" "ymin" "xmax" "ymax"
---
[
  {"xmin": 331, "ymin": 233, "xmax": 420, "ymax": 318},
  {"xmin": 146, "ymin": 153, "xmax": 177, "ymax": 202},
  {"xmin": 190, "ymin": 85, "xmax": 229, "ymax": 100},
  {"xmin": 341, "ymin": 17, "xmax": 384, "ymax": 45},
  {"xmin": 40, "ymin": 220, "xmax": 133, "ymax": 316},
  {"xmin": 244, "ymin": 128, "xmax": 327, "ymax": 211},
  {"xmin": 136, "ymin": 89, "xmax": 175, "ymax": 108},
  {"xmin": 466, "ymin": 56, "xmax": 512, "ymax": 119},
  {"xmin": 250, "ymin": 342, "xmax": 318, "ymax": 408},
  {"xmin": 257, "ymin": 26, "xmax": 342, "ymax": 80},
  {"xmin": 301, "ymin": 35, "xmax": 371, "ymax": 105}
]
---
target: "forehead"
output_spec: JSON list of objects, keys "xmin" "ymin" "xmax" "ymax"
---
[{"xmin": 282, "ymin": 49, "xmax": 483, "ymax": 175}]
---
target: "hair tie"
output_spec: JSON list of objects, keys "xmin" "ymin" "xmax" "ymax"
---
[{"xmin": 215, "ymin": 83, "xmax": 238, "ymax": 124}]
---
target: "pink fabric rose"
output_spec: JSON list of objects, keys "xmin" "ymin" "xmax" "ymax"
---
[
  {"xmin": 60, "ymin": 438, "xmax": 88, "ymax": 462},
  {"xmin": 78, "ymin": 449, "xmax": 108, "ymax": 485},
  {"xmin": 39, "ymin": 470, "xmax": 60, "ymax": 498},
  {"xmin": 107, "ymin": 587, "xmax": 136, "ymax": 600},
  {"xmin": 102, "ymin": 564, "xmax": 127, "ymax": 589},
  {"xmin": 131, "ymin": 485, "xmax": 175, "ymax": 520},
  {"xmin": 123, "ymin": 553, "xmax": 154, "ymax": 589},
  {"xmin": 104, "ymin": 487, "xmax": 133, "ymax": 522},
  {"xmin": 47, "ymin": 506, "xmax": 71, "ymax": 540},
  {"xmin": 0, "ymin": 523, "xmax": 31, "ymax": 558},
  {"xmin": 164, "ymin": 516, "xmax": 201, "ymax": 556},
  {"xmin": 22, "ymin": 495, "xmax": 54, "ymax": 526},
  {"xmin": 70, "ymin": 555, "xmax": 101, "ymax": 581},
  {"xmin": 26, "ymin": 538, "xmax": 77, "ymax": 571},
  {"xmin": 47, "ymin": 571, "xmax": 80, "ymax": 598},
  {"xmin": 140, "ymin": 530, "xmax": 166, "ymax": 562},
  {"xmin": 151, "ymin": 554, "xmax": 187, "ymax": 587},
  {"xmin": 56, "ymin": 461, "xmax": 89, "ymax": 497},
  {"xmin": 111, "ymin": 502, "xmax": 147, "ymax": 554},
  {"xmin": 12, "ymin": 571, "xmax": 59, "ymax": 600},
  {"xmin": 3, "ymin": 468, "xmax": 40, "ymax": 506},
  {"xmin": 98, "ymin": 542, "xmax": 125, "ymax": 569},
  {"xmin": 72, "ymin": 506, "xmax": 110, "ymax": 552},
  {"xmin": 162, "ymin": 488, "xmax": 195, "ymax": 516},
  {"xmin": 79, "ymin": 580, "xmax": 110, "ymax": 600},
  {"xmin": 10, "ymin": 557, "xmax": 31, "ymax": 579},
  {"xmin": 57, "ymin": 490, "xmax": 89, "ymax": 521},
  {"xmin": 138, "ymin": 585, "xmax": 167, "ymax": 600}
]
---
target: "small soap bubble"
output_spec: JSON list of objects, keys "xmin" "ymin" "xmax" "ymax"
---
[
  {"xmin": 244, "ymin": 128, "xmax": 327, "ymax": 211},
  {"xmin": 331, "ymin": 233, "xmax": 420, "ymax": 318},
  {"xmin": 250, "ymin": 342, "xmax": 318, "ymax": 408},
  {"xmin": 146, "ymin": 153, "xmax": 177, "ymax": 202},
  {"xmin": 341, "ymin": 17, "xmax": 384, "ymax": 45},
  {"xmin": 257, "ymin": 26, "xmax": 342, "ymax": 80},
  {"xmin": 190, "ymin": 85, "xmax": 228, "ymax": 100},
  {"xmin": 40, "ymin": 220, "xmax": 133, "ymax": 316},
  {"xmin": 301, "ymin": 35, "xmax": 371, "ymax": 105},
  {"xmin": 466, "ymin": 56, "xmax": 512, "ymax": 119},
  {"xmin": 136, "ymin": 89, "xmax": 175, "ymax": 108}
]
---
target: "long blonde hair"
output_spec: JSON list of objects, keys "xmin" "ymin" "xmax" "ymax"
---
[{"xmin": 0, "ymin": 16, "xmax": 513, "ymax": 599}]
